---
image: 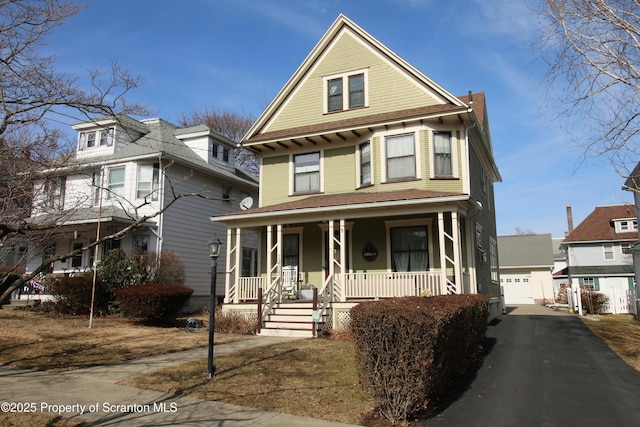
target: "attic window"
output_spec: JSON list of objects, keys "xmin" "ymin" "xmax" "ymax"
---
[
  {"xmin": 615, "ymin": 219, "xmax": 638, "ymax": 233},
  {"xmin": 324, "ymin": 69, "xmax": 368, "ymax": 113}
]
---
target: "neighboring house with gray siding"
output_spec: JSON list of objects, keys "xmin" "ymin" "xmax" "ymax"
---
[
  {"xmin": 498, "ymin": 234, "xmax": 555, "ymax": 305},
  {"xmin": 560, "ymin": 205, "xmax": 637, "ymax": 314},
  {"xmin": 22, "ymin": 114, "xmax": 258, "ymax": 309}
]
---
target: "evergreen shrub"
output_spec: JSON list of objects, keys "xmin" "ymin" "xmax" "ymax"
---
[{"xmin": 115, "ymin": 283, "xmax": 193, "ymax": 320}]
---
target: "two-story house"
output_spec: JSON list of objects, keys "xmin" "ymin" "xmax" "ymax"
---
[
  {"xmin": 23, "ymin": 114, "xmax": 258, "ymax": 309},
  {"xmin": 560, "ymin": 204, "xmax": 637, "ymax": 314},
  {"xmin": 211, "ymin": 15, "xmax": 502, "ymax": 336}
]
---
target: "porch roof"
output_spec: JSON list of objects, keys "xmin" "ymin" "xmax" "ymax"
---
[
  {"xmin": 28, "ymin": 205, "xmax": 157, "ymax": 228},
  {"xmin": 211, "ymin": 188, "xmax": 469, "ymax": 225}
]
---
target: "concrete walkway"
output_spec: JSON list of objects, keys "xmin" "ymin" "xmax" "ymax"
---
[{"xmin": 0, "ymin": 335, "xmax": 360, "ymax": 426}]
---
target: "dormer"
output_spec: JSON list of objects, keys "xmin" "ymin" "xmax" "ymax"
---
[
  {"xmin": 612, "ymin": 217, "xmax": 638, "ymax": 234},
  {"xmin": 174, "ymin": 125, "xmax": 236, "ymax": 173},
  {"xmin": 72, "ymin": 114, "xmax": 149, "ymax": 159}
]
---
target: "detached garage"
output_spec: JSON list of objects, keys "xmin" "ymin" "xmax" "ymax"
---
[{"xmin": 498, "ymin": 234, "xmax": 555, "ymax": 305}]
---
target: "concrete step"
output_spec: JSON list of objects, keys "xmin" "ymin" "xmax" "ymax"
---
[{"xmin": 258, "ymin": 328, "xmax": 314, "ymax": 338}]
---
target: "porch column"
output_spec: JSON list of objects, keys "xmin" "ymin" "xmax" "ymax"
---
[
  {"xmin": 224, "ymin": 227, "xmax": 234, "ymax": 304},
  {"xmin": 339, "ymin": 219, "xmax": 346, "ymax": 302},
  {"xmin": 438, "ymin": 212, "xmax": 448, "ymax": 295},
  {"xmin": 451, "ymin": 211, "xmax": 462, "ymax": 294},
  {"xmin": 234, "ymin": 227, "xmax": 242, "ymax": 303}
]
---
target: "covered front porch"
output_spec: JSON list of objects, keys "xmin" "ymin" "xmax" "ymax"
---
[{"xmin": 211, "ymin": 190, "xmax": 482, "ymax": 334}]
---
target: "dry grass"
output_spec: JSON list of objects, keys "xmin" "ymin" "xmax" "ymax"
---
[
  {"xmin": 0, "ymin": 413, "xmax": 95, "ymax": 427},
  {"xmin": 0, "ymin": 309, "xmax": 244, "ymax": 372},
  {"xmin": 123, "ymin": 338, "xmax": 374, "ymax": 425},
  {"xmin": 581, "ymin": 314, "xmax": 640, "ymax": 371}
]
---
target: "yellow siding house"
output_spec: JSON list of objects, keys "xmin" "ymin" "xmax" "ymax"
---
[{"xmin": 211, "ymin": 15, "xmax": 502, "ymax": 336}]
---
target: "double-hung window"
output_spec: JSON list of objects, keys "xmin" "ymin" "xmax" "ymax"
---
[
  {"xmin": 325, "ymin": 70, "xmax": 367, "ymax": 113},
  {"xmin": 86, "ymin": 132, "xmax": 96, "ymax": 148},
  {"xmin": 294, "ymin": 152, "xmax": 320, "ymax": 193},
  {"xmin": 386, "ymin": 133, "xmax": 416, "ymax": 180},
  {"xmin": 433, "ymin": 131, "xmax": 453, "ymax": 177},
  {"xmin": 136, "ymin": 163, "xmax": 159, "ymax": 200},
  {"xmin": 359, "ymin": 141, "xmax": 371, "ymax": 187},
  {"xmin": 107, "ymin": 167, "xmax": 125, "ymax": 199},
  {"xmin": 45, "ymin": 177, "xmax": 66, "ymax": 210},
  {"xmin": 603, "ymin": 243, "xmax": 614, "ymax": 261}
]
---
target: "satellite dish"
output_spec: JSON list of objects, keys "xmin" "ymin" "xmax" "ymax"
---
[{"xmin": 239, "ymin": 196, "xmax": 254, "ymax": 210}]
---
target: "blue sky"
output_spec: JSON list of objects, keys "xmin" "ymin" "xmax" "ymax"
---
[{"xmin": 44, "ymin": 0, "xmax": 633, "ymax": 238}]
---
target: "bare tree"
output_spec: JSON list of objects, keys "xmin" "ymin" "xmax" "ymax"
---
[
  {"xmin": 178, "ymin": 107, "xmax": 259, "ymax": 176},
  {"xmin": 535, "ymin": 0, "xmax": 640, "ymax": 177},
  {"xmin": 0, "ymin": 0, "xmax": 153, "ymax": 301}
]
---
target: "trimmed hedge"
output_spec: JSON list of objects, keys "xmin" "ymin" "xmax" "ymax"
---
[
  {"xmin": 114, "ymin": 283, "xmax": 193, "ymax": 320},
  {"xmin": 349, "ymin": 294, "xmax": 489, "ymax": 423},
  {"xmin": 47, "ymin": 275, "xmax": 112, "ymax": 315}
]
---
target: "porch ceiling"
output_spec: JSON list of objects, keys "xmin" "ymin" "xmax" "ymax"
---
[{"xmin": 211, "ymin": 188, "xmax": 470, "ymax": 226}]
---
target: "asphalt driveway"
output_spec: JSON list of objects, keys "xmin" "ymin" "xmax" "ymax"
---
[{"xmin": 420, "ymin": 305, "xmax": 640, "ymax": 427}]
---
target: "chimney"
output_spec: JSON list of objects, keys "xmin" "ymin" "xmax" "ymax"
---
[{"xmin": 566, "ymin": 204, "xmax": 574, "ymax": 234}]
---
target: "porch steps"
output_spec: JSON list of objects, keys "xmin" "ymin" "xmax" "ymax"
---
[{"xmin": 258, "ymin": 302, "xmax": 325, "ymax": 338}]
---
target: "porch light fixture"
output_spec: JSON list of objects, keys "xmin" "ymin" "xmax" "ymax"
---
[{"xmin": 207, "ymin": 234, "xmax": 222, "ymax": 379}]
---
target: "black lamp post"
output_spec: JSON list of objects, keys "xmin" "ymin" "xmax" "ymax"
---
[{"xmin": 207, "ymin": 235, "xmax": 222, "ymax": 379}]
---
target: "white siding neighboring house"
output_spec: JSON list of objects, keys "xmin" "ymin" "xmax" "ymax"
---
[
  {"xmin": 560, "ymin": 205, "xmax": 637, "ymax": 314},
  {"xmin": 22, "ymin": 114, "xmax": 258, "ymax": 310},
  {"xmin": 622, "ymin": 162, "xmax": 640, "ymax": 317},
  {"xmin": 498, "ymin": 234, "xmax": 555, "ymax": 305}
]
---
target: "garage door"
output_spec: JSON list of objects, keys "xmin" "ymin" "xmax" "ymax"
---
[{"xmin": 501, "ymin": 275, "xmax": 533, "ymax": 304}]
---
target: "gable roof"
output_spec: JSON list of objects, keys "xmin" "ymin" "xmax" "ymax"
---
[
  {"xmin": 563, "ymin": 205, "xmax": 637, "ymax": 243},
  {"xmin": 498, "ymin": 234, "xmax": 554, "ymax": 268},
  {"xmin": 243, "ymin": 14, "xmax": 470, "ymax": 146}
]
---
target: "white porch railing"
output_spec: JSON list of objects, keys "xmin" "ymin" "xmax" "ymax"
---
[
  {"xmin": 234, "ymin": 271, "xmax": 448, "ymax": 302},
  {"xmin": 344, "ymin": 272, "xmax": 444, "ymax": 299},
  {"xmin": 237, "ymin": 277, "xmax": 268, "ymax": 301}
]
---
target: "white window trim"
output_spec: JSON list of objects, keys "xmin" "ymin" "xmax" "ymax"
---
[
  {"xmin": 356, "ymin": 140, "xmax": 374, "ymax": 188},
  {"xmin": 428, "ymin": 129, "xmax": 459, "ymax": 179},
  {"xmin": 379, "ymin": 127, "xmax": 422, "ymax": 183},
  {"xmin": 289, "ymin": 150, "xmax": 324, "ymax": 195},
  {"xmin": 322, "ymin": 68, "xmax": 369, "ymax": 114},
  {"xmin": 384, "ymin": 218, "xmax": 434, "ymax": 273},
  {"xmin": 603, "ymin": 243, "xmax": 615, "ymax": 261}
]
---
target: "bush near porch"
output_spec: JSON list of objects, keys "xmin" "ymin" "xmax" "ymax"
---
[{"xmin": 350, "ymin": 294, "xmax": 488, "ymax": 424}]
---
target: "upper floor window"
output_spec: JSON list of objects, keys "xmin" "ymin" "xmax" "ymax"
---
[
  {"xmin": 324, "ymin": 69, "xmax": 368, "ymax": 113},
  {"xmin": 433, "ymin": 131, "xmax": 453, "ymax": 177},
  {"xmin": 79, "ymin": 129, "xmax": 112, "ymax": 151},
  {"xmin": 222, "ymin": 186, "xmax": 231, "ymax": 202},
  {"xmin": 615, "ymin": 219, "xmax": 638, "ymax": 233},
  {"xmin": 223, "ymin": 148, "xmax": 230, "ymax": 163},
  {"xmin": 107, "ymin": 167, "xmax": 125, "ymax": 199},
  {"xmin": 603, "ymin": 243, "xmax": 614, "ymax": 260},
  {"xmin": 359, "ymin": 141, "xmax": 371, "ymax": 187},
  {"xmin": 136, "ymin": 163, "xmax": 159, "ymax": 201},
  {"xmin": 45, "ymin": 177, "xmax": 66, "ymax": 210},
  {"xmin": 293, "ymin": 152, "xmax": 320, "ymax": 193},
  {"xmin": 386, "ymin": 133, "xmax": 416, "ymax": 181}
]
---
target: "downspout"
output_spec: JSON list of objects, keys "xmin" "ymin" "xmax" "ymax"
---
[{"xmin": 464, "ymin": 111, "xmax": 478, "ymax": 294}]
